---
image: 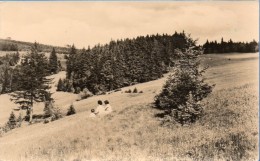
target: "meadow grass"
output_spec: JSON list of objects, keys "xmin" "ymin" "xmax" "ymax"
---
[
  {"xmin": 4, "ymin": 83, "xmax": 256, "ymax": 161},
  {"xmin": 0, "ymin": 53, "xmax": 258, "ymax": 161}
]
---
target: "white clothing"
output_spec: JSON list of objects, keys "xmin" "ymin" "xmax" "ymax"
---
[
  {"xmin": 95, "ymin": 105, "xmax": 105, "ymax": 115},
  {"xmin": 104, "ymin": 104, "xmax": 113, "ymax": 113},
  {"xmin": 89, "ymin": 112, "xmax": 96, "ymax": 118}
]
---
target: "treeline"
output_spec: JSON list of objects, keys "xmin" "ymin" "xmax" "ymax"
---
[
  {"xmin": 63, "ymin": 31, "xmax": 195, "ymax": 94},
  {"xmin": 0, "ymin": 43, "xmax": 18, "ymax": 51},
  {"xmin": 203, "ymin": 38, "xmax": 258, "ymax": 54},
  {"xmin": 0, "ymin": 39, "xmax": 69, "ymax": 53}
]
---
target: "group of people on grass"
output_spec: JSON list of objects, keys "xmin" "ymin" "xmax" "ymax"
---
[{"xmin": 89, "ymin": 100, "xmax": 112, "ymax": 117}]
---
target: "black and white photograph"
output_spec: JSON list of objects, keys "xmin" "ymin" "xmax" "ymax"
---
[{"xmin": 0, "ymin": 1, "xmax": 258, "ymax": 161}]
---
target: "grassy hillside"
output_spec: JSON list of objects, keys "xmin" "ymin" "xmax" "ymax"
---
[{"xmin": 0, "ymin": 53, "xmax": 258, "ymax": 161}]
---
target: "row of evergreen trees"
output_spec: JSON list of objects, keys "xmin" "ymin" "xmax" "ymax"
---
[
  {"xmin": 64, "ymin": 31, "xmax": 195, "ymax": 94},
  {"xmin": 203, "ymin": 38, "xmax": 258, "ymax": 54},
  {"xmin": 0, "ymin": 43, "xmax": 18, "ymax": 51}
]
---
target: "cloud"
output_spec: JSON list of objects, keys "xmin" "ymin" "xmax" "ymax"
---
[{"xmin": 0, "ymin": 2, "xmax": 258, "ymax": 48}]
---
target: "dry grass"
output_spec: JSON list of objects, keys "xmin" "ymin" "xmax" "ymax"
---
[{"xmin": 0, "ymin": 53, "xmax": 258, "ymax": 161}]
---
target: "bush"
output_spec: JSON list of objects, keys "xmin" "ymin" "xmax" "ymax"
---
[
  {"xmin": 64, "ymin": 54, "xmax": 68, "ymax": 59},
  {"xmin": 125, "ymin": 89, "xmax": 132, "ymax": 93},
  {"xmin": 43, "ymin": 119, "xmax": 49, "ymax": 124},
  {"xmin": 6, "ymin": 111, "xmax": 17, "ymax": 130},
  {"xmin": 139, "ymin": 90, "xmax": 143, "ymax": 93},
  {"xmin": 154, "ymin": 42, "xmax": 213, "ymax": 124},
  {"xmin": 133, "ymin": 87, "xmax": 138, "ymax": 93},
  {"xmin": 51, "ymin": 106, "xmax": 62, "ymax": 121},
  {"xmin": 79, "ymin": 88, "xmax": 93, "ymax": 100},
  {"xmin": 67, "ymin": 104, "xmax": 76, "ymax": 116},
  {"xmin": 16, "ymin": 113, "xmax": 22, "ymax": 127},
  {"xmin": 0, "ymin": 125, "xmax": 11, "ymax": 134},
  {"xmin": 56, "ymin": 78, "xmax": 63, "ymax": 91},
  {"xmin": 75, "ymin": 87, "xmax": 81, "ymax": 94},
  {"xmin": 24, "ymin": 110, "xmax": 30, "ymax": 122},
  {"xmin": 57, "ymin": 79, "xmax": 76, "ymax": 93},
  {"xmin": 43, "ymin": 101, "xmax": 54, "ymax": 118}
]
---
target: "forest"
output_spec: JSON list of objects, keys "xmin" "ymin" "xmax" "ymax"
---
[
  {"xmin": 202, "ymin": 38, "xmax": 258, "ymax": 54},
  {"xmin": 61, "ymin": 31, "xmax": 195, "ymax": 94}
]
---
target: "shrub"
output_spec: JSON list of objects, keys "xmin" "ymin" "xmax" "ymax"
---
[
  {"xmin": 24, "ymin": 110, "xmax": 30, "ymax": 122},
  {"xmin": 51, "ymin": 106, "xmax": 62, "ymax": 121},
  {"xmin": 56, "ymin": 78, "xmax": 63, "ymax": 91},
  {"xmin": 1, "ymin": 125, "xmax": 10, "ymax": 134},
  {"xmin": 67, "ymin": 104, "xmax": 76, "ymax": 116},
  {"xmin": 154, "ymin": 41, "xmax": 213, "ymax": 124},
  {"xmin": 125, "ymin": 89, "xmax": 132, "ymax": 93},
  {"xmin": 64, "ymin": 54, "xmax": 68, "ymax": 59},
  {"xmin": 56, "ymin": 79, "xmax": 77, "ymax": 92},
  {"xmin": 69, "ymin": 87, "xmax": 75, "ymax": 93},
  {"xmin": 43, "ymin": 101, "xmax": 54, "ymax": 118},
  {"xmin": 6, "ymin": 111, "xmax": 17, "ymax": 130},
  {"xmin": 139, "ymin": 90, "xmax": 143, "ymax": 93},
  {"xmin": 16, "ymin": 113, "xmax": 22, "ymax": 127},
  {"xmin": 133, "ymin": 87, "xmax": 138, "ymax": 93},
  {"xmin": 79, "ymin": 88, "xmax": 93, "ymax": 100},
  {"xmin": 43, "ymin": 119, "xmax": 49, "ymax": 124},
  {"xmin": 75, "ymin": 87, "xmax": 81, "ymax": 94}
]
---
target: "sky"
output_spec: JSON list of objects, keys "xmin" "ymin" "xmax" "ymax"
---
[{"xmin": 0, "ymin": 1, "xmax": 258, "ymax": 48}]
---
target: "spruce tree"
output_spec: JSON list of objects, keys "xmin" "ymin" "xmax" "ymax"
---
[
  {"xmin": 57, "ymin": 78, "xmax": 63, "ymax": 91},
  {"xmin": 49, "ymin": 48, "xmax": 59, "ymax": 74},
  {"xmin": 7, "ymin": 111, "xmax": 16, "ymax": 129},
  {"xmin": 10, "ymin": 44, "xmax": 52, "ymax": 123},
  {"xmin": 155, "ymin": 36, "xmax": 213, "ymax": 124},
  {"xmin": 66, "ymin": 44, "xmax": 77, "ymax": 79},
  {"xmin": 67, "ymin": 104, "xmax": 76, "ymax": 116}
]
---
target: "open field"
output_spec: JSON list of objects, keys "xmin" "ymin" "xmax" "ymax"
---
[{"xmin": 0, "ymin": 53, "xmax": 258, "ymax": 161}]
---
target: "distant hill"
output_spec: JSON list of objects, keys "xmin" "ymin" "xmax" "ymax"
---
[{"xmin": 0, "ymin": 38, "xmax": 69, "ymax": 53}]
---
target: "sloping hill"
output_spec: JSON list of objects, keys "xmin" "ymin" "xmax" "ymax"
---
[
  {"xmin": 0, "ymin": 39, "xmax": 68, "ymax": 53},
  {"xmin": 0, "ymin": 53, "xmax": 258, "ymax": 161}
]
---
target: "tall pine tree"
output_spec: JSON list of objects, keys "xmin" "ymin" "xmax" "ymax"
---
[
  {"xmin": 10, "ymin": 43, "xmax": 52, "ymax": 123},
  {"xmin": 49, "ymin": 48, "xmax": 59, "ymax": 74},
  {"xmin": 155, "ymin": 36, "xmax": 213, "ymax": 124}
]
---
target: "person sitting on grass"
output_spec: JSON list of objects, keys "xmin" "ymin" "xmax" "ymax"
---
[
  {"xmin": 104, "ymin": 100, "xmax": 113, "ymax": 114},
  {"xmin": 89, "ymin": 109, "xmax": 96, "ymax": 117},
  {"xmin": 94, "ymin": 100, "xmax": 105, "ymax": 115}
]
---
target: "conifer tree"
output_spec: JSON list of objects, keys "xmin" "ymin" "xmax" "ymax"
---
[
  {"xmin": 57, "ymin": 78, "xmax": 63, "ymax": 91},
  {"xmin": 67, "ymin": 104, "xmax": 76, "ymax": 116},
  {"xmin": 7, "ymin": 111, "xmax": 16, "ymax": 129},
  {"xmin": 66, "ymin": 44, "xmax": 77, "ymax": 79},
  {"xmin": 49, "ymin": 48, "xmax": 59, "ymax": 74},
  {"xmin": 10, "ymin": 43, "xmax": 52, "ymax": 123},
  {"xmin": 155, "ymin": 36, "xmax": 213, "ymax": 124}
]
